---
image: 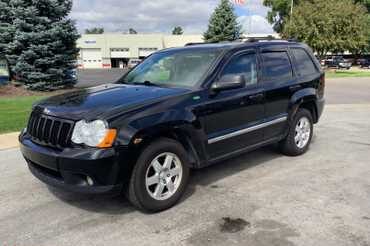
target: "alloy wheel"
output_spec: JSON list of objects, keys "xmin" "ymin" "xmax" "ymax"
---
[
  {"xmin": 145, "ymin": 152, "xmax": 183, "ymax": 201},
  {"xmin": 294, "ymin": 117, "xmax": 311, "ymax": 149}
]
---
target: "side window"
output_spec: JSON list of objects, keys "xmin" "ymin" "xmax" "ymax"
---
[
  {"xmin": 261, "ymin": 51, "xmax": 293, "ymax": 81},
  {"xmin": 291, "ymin": 48, "xmax": 317, "ymax": 76},
  {"xmin": 221, "ymin": 53, "xmax": 258, "ymax": 86}
]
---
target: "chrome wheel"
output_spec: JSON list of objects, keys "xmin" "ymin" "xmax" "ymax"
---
[
  {"xmin": 145, "ymin": 152, "xmax": 183, "ymax": 201},
  {"xmin": 294, "ymin": 117, "xmax": 311, "ymax": 149}
]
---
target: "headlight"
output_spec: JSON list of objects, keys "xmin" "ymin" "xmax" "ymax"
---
[{"xmin": 71, "ymin": 120, "xmax": 117, "ymax": 148}]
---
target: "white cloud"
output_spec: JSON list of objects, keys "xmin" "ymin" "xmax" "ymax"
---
[
  {"xmin": 238, "ymin": 15, "xmax": 274, "ymax": 34},
  {"xmin": 70, "ymin": 0, "xmax": 273, "ymax": 34}
]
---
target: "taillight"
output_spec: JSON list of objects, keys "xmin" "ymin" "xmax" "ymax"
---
[{"xmin": 318, "ymin": 74, "xmax": 325, "ymax": 98}]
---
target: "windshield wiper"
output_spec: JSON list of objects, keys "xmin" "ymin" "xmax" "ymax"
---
[{"xmin": 133, "ymin": 81, "xmax": 158, "ymax": 87}]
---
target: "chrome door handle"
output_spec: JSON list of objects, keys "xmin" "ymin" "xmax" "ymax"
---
[
  {"xmin": 248, "ymin": 93, "xmax": 264, "ymax": 101},
  {"xmin": 289, "ymin": 85, "xmax": 302, "ymax": 91}
]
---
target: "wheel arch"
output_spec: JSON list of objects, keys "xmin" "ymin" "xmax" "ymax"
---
[
  {"xmin": 126, "ymin": 123, "xmax": 206, "ymax": 169},
  {"xmin": 289, "ymin": 88, "xmax": 319, "ymax": 123}
]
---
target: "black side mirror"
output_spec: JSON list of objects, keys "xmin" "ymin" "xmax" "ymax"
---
[{"xmin": 211, "ymin": 74, "xmax": 246, "ymax": 92}]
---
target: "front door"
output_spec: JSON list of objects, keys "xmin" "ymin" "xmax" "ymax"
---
[{"xmin": 202, "ymin": 51, "xmax": 265, "ymax": 159}]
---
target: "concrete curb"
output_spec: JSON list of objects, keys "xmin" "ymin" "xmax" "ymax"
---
[{"xmin": 0, "ymin": 132, "xmax": 19, "ymax": 150}]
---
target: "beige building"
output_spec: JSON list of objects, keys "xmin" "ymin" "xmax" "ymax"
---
[
  {"xmin": 77, "ymin": 34, "xmax": 203, "ymax": 69},
  {"xmin": 77, "ymin": 33, "xmax": 280, "ymax": 69}
]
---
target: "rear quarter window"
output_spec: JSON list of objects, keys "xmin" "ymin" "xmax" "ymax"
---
[
  {"xmin": 261, "ymin": 51, "xmax": 293, "ymax": 82},
  {"xmin": 291, "ymin": 48, "xmax": 317, "ymax": 76}
]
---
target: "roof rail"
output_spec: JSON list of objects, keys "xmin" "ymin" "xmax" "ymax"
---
[
  {"xmin": 245, "ymin": 36, "xmax": 299, "ymax": 43},
  {"xmin": 185, "ymin": 42, "xmax": 217, "ymax": 46},
  {"xmin": 185, "ymin": 39, "xmax": 243, "ymax": 47}
]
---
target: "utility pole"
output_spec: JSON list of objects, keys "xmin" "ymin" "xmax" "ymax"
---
[
  {"xmin": 290, "ymin": 0, "xmax": 294, "ymax": 17},
  {"xmin": 288, "ymin": 0, "xmax": 294, "ymax": 37}
]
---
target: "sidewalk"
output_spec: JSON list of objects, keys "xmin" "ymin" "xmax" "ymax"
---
[{"xmin": 0, "ymin": 132, "xmax": 19, "ymax": 150}]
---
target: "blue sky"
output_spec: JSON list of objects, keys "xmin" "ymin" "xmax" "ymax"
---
[{"xmin": 70, "ymin": 0, "xmax": 274, "ymax": 34}]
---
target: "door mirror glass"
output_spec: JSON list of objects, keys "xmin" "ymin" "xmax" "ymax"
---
[{"xmin": 212, "ymin": 74, "xmax": 246, "ymax": 91}]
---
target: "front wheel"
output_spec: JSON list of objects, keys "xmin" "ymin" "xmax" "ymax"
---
[
  {"xmin": 279, "ymin": 109, "xmax": 313, "ymax": 156},
  {"xmin": 126, "ymin": 138, "xmax": 190, "ymax": 212}
]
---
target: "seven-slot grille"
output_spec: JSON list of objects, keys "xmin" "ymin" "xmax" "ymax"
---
[{"xmin": 27, "ymin": 112, "xmax": 74, "ymax": 147}]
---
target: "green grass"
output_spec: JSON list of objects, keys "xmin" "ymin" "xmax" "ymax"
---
[
  {"xmin": 0, "ymin": 96, "xmax": 44, "ymax": 134},
  {"xmin": 326, "ymin": 70, "xmax": 370, "ymax": 78}
]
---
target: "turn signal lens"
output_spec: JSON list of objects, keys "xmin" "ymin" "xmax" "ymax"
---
[{"xmin": 97, "ymin": 129, "xmax": 117, "ymax": 148}]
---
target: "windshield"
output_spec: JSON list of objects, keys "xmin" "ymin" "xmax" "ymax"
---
[{"xmin": 120, "ymin": 49, "xmax": 221, "ymax": 87}]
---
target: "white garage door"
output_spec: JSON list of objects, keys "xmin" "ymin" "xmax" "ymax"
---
[
  {"xmin": 138, "ymin": 48, "xmax": 158, "ymax": 58},
  {"xmin": 81, "ymin": 49, "xmax": 102, "ymax": 69}
]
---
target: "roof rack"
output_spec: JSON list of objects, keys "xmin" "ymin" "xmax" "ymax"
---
[
  {"xmin": 245, "ymin": 36, "xmax": 299, "ymax": 43},
  {"xmin": 185, "ymin": 39, "xmax": 244, "ymax": 47},
  {"xmin": 185, "ymin": 42, "xmax": 217, "ymax": 46}
]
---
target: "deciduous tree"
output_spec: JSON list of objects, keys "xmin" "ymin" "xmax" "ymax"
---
[
  {"xmin": 283, "ymin": 0, "xmax": 369, "ymax": 57},
  {"xmin": 172, "ymin": 26, "xmax": 184, "ymax": 35},
  {"xmin": 85, "ymin": 27, "xmax": 104, "ymax": 34}
]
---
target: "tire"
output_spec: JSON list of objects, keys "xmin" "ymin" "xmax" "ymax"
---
[
  {"xmin": 279, "ymin": 108, "xmax": 314, "ymax": 156},
  {"xmin": 126, "ymin": 138, "xmax": 190, "ymax": 212}
]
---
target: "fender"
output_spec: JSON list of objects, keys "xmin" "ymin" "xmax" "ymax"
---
[
  {"xmin": 113, "ymin": 108, "xmax": 208, "ymax": 168},
  {"xmin": 289, "ymin": 87, "xmax": 318, "ymax": 121}
]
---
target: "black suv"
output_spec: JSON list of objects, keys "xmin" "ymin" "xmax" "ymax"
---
[{"xmin": 20, "ymin": 40, "xmax": 325, "ymax": 212}]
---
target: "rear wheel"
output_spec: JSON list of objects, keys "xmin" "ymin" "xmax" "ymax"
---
[
  {"xmin": 279, "ymin": 108, "xmax": 313, "ymax": 156},
  {"xmin": 126, "ymin": 138, "xmax": 190, "ymax": 212}
]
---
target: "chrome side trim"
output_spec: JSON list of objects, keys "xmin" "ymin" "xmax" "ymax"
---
[{"xmin": 208, "ymin": 116, "xmax": 288, "ymax": 144}]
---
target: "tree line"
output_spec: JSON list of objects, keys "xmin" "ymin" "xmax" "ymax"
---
[{"xmin": 85, "ymin": 26, "xmax": 184, "ymax": 35}]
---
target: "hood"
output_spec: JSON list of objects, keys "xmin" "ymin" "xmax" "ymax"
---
[{"xmin": 34, "ymin": 84, "xmax": 190, "ymax": 121}]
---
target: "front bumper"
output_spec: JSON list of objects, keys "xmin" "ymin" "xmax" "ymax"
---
[{"xmin": 19, "ymin": 133, "xmax": 127, "ymax": 194}]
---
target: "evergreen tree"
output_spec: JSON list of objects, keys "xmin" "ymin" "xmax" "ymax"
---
[
  {"xmin": 0, "ymin": 0, "xmax": 14, "ymax": 55},
  {"xmin": 172, "ymin": 26, "xmax": 184, "ymax": 35},
  {"xmin": 0, "ymin": 0, "xmax": 80, "ymax": 90},
  {"xmin": 283, "ymin": 0, "xmax": 368, "ymax": 57},
  {"xmin": 203, "ymin": 0, "xmax": 241, "ymax": 42}
]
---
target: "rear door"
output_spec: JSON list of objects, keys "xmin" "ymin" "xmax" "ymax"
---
[
  {"xmin": 203, "ymin": 50, "xmax": 265, "ymax": 159},
  {"xmin": 259, "ymin": 47, "xmax": 295, "ymax": 141}
]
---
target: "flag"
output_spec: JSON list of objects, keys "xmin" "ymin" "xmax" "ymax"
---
[{"xmin": 231, "ymin": 0, "xmax": 245, "ymax": 5}]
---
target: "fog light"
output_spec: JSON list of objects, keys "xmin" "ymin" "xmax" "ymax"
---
[{"xmin": 86, "ymin": 176, "xmax": 94, "ymax": 186}]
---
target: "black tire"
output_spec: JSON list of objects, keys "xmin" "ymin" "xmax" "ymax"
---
[
  {"xmin": 279, "ymin": 108, "xmax": 314, "ymax": 156},
  {"xmin": 126, "ymin": 138, "xmax": 190, "ymax": 212}
]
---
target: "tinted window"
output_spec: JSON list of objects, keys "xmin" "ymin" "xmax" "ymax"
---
[
  {"xmin": 221, "ymin": 53, "xmax": 258, "ymax": 85},
  {"xmin": 292, "ymin": 48, "xmax": 317, "ymax": 76},
  {"xmin": 123, "ymin": 50, "xmax": 221, "ymax": 87},
  {"xmin": 261, "ymin": 51, "xmax": 293, "ymax": 81}
]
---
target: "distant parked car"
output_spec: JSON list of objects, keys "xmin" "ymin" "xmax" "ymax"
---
[
  {"xmin": 128, "ymin": 59, "xmax": 142, "ymax": 69},
  {"xmin": 360, "ymin": 58, "xmax": 370, "ymax": 69},
  {"xmin": 64, "ymin": 68, "xmax": 77, "ymax": 84},
  {"xmin": 0, "ymin": 59, "xmax": 9, "ymax": 85},
  {"xmin": 326, "ymin": 56, "xmax": 352, "ymax": 69}
]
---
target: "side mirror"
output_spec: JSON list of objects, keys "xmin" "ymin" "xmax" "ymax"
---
[{"xmin": 211, "ymin": 74, "xmax": 246, "ymax": 92}]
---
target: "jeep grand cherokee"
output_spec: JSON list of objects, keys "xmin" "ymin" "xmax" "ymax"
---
[{"xmin": 20, "ymin": 40, "xmax": 325, "ymax": 212}]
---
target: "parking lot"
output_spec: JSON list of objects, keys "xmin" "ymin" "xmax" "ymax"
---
[{"xmin": 1, "ymin": 76, "xmax": 370, "ymax": 246}]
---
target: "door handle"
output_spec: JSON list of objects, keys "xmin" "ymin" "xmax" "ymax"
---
[
  {"xmin": 248, "ymin": 93, "xmax": 264, "ymax": 101},
  {"xmin": 289, "ymin": 85, "xmax": 302, "ymax": 91}
]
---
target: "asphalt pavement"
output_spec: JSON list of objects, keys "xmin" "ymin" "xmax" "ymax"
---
[
  {"xmin": 76, "ymin": 69, "xmax": 127, "ymax": 88},
  {"xmin": 1, "ymin": 76, "xmax": 370, "ymax": 246}
]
